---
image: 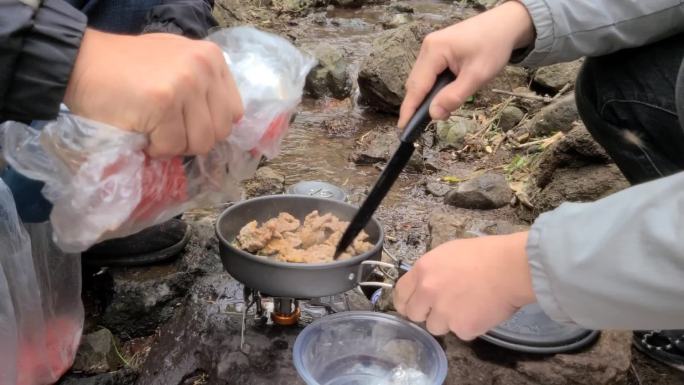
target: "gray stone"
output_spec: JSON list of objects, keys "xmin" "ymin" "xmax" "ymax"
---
[
  {"xmin": 443, "ymin": 331, "xmax": 631, "ymax": 385},
  {"xmin": 526, "ymin": 93, "xmax": 579, "ymax": 137},
  {"xmin": 272, "ymin": 0, "xmax": 316, "ymax": 14},
  {"xmin": 381, "ymin": 13, "xmax": 413, "ymax": 29},
  {"xmin": 58, "ymin": 369, "xmax": 138, "ymax": 385},
  {"xmin": 101, "ymin": 267, "xmax": 194, "ymax": 339},
  {"xmin": 71, "ymin": 328, "xmax": 125, "ymax": 374},
  {"xmin": 244, "ymin": 166, "xmax": 285, "ymax": 198},
  {"xmin": 469, "ymin": 0, "xmax": 499, "ymax": 10},
  {"xmin": 426, "ymin": 182, "xmax": 450, "ymax": 197},
  {"xmin": 498, "ymin": 105, "xmax": 525, "ymax": 132},
  {"xmin": 331, "ymin": 0, "xmax": 368, "ymax": 7},
  {"xmin": 350, "ymin": 130, "xmax": 423, "ymax": 171},
  {"xmin": 444, "ymin": 172, "xmax": 512, "ymax": 210},
  {"xmin": 534, "ymin": 59, "xmax": 584, "ymax": 92},
  {"xmin": 304, "ymin": 43, "xmax": 352, "ymax": 99},
  {"xmin": 388, "ymin": 2, "xmax": 414, "ymax": 13},
  {"xmin": 428, "ymin": 209, "xmax": 527, "ymax": 250},
  {"xmin": 435, "ymin": 116, "xmax": 479, "ymax": 149},
  {"xmin": 358, "ymin": 23, "xmax": 434, "ymax": 113},
  {"xmin": 427, "ymin": 210, "xmax": 471, "ymax": 250}
]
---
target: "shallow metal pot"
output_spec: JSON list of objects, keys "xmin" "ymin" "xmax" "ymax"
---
[{"xmin": 215, "ymin": 195, "xmax": 384, "ymax": 298}]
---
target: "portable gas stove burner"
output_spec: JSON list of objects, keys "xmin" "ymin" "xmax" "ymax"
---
[{"xmin": 238, "ymin": 286, "xmax": 360, "ymax": 351}]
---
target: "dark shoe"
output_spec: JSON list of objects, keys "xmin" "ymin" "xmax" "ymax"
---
[
  {"xmin": 634, "ymin": 330, "xmax": 684, "ymax": 372},
  {"xmin": 82, "ymin": 219, "xmax": 191, "ymax": 267}
]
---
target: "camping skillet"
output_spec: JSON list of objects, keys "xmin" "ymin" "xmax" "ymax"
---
[{"xmin": 215, "ymin": 195, "xmax": 384, "ymax": 298}]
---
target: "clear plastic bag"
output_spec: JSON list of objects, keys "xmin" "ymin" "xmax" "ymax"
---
[
  {"xmin": 0, "ymin": 179, "xmax": 83, "ymax": 385},
  {"xmin": 0, "ymin": 26, "xmax": 315, "ymax": 253}
]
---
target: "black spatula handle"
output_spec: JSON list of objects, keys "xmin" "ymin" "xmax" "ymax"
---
[
  {"xmin": 400, "ymin": 69, "xmax": 456, "ymax": 143},
  {"xmin": 333, "ymin": 70, "xmax": 456, "ymax": 259}
]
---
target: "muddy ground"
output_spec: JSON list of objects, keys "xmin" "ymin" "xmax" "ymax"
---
[{"xmin": 58, "ymin": 1, "xmax": 684, "ymax": 384}]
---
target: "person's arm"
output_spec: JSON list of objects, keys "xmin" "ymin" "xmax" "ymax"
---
[
  {"xmin": 515, "ymin": 0, "xmax": 684, "ymax": 67},
  {"xmin": 528, "ymin": 171, "xmax": 684, "ymax": 330},
  {"xmin": 142, "ymin": 0, "xmax": 218, "ymax": 39},
  {"xmin": 0, "ymin": 0, "xmax": 87, "ymax": 122}
]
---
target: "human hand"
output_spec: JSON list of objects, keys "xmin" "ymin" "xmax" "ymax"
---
[
  {"xmin": 398, "ymin": 1, "xmax": 534, "ymax": 128},
  {"xmin": 393, "ymin": 232, "xmax": 536, "ymax": 339},
  {"xmin": 64, "ymin": 29, "xmax": 244, "ymax": 158}
]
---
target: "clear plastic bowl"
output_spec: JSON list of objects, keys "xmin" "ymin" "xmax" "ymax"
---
[{"xmin": 293, "ymin": 311, "xmax": 448, "ymax": 385}]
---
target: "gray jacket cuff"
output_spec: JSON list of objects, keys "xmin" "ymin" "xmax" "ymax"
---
[
  {"xmin": 526, "ymin": 210, "xmax": 576, "ymax": 325},
  {"xmin": 511, "ymin": 0, "xmax": 555, "ymax": 67}
]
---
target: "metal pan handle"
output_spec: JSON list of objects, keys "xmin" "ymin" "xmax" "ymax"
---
[{"xmin": 357, "ymin": 260, "xmax": 412, "ymax": 289}]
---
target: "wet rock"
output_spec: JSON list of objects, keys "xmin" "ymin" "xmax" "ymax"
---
[
  {"xmin": 58, "ymin": 369, "xmax": 138, "ymax": 385},
  {"xmin": 244, "ymin": 166, "xmax": 285, "ymax": 198},
  {"xmin": 517, "ymin": 124, "xmax": 629, "ymax": 221},
  {"xmin": 331, "ymin": 0, "xmax": 371, "ymax": 7},
  {"xmin": 426, "ymin": 182, "xmax": 450, "ymax": 197},
  {"xmin": 444, "ymin": 173, "xmax": 512, "ymax": 210},
  {"xmin": 272, "ymin": 0, "xmax": 317, "ymax": 14},
  {"xmin": 444, "ymin": 331, "xmax": 631, "ymax": 385},
  {"xmin": 435, "ymin": 116, "xmax": 479, "ymax": 149},
  {"xmin": 304, "ymin": 43, "xmax": 352, "ymax": 99},
  {"xmin": 350, "ymin": 129, "xmax": 423, "ymax": 171},
  {"xmin": 71, "ymin": 328, "xmax": 125, "ymax": 374},
  {"xmin": 423, "ymin": 149, "xmax": 445, "ymax": 172},
  {"xmin": 427, "ymin": 210, "xmax": 470, "ymax": 250},
  {"xmin": 388, "ymin": 2, "xmax": 414, "ymax": 13},
  {"xmin": 468, "ymin": 0, "xmax": 499, "ymax": 10},
  {"xmin": 520, "ymin": 164, "xmax": 629, "ymax": 222},
  {"xmin": 428, "ymin": 209, "xmax": 527, "ymax": 250},
  {"xmin": 498, "ymin": 105, "xmax": 525, "ymax": 132},
  {"xmin": 533, "ymin": 59, "xmax": 584, "ymax": 92},
  {"xmin": 381, "ymin": 13, "xmax": 413, "ymax": 29},
  {"xmin": 178, "ymin": 219, "xmax": 225, "ymax": 276},
  {"xmin": 526, "ymin": 93, "xmax": 579, "ymax": 137},
  {"xmin": 101, "ymin": 267, "xmax": 194, "ymax": 339},
  {"xmin": 533, "ymin": 123, "xmax": 613, "ymax": 187},
  {"xmin": 136, "ymin": 274, "xmax": 304, "ymax": 385},
  {"xmin": 358, "ymin": 23, "xmax": 434, "ymax": 113}
]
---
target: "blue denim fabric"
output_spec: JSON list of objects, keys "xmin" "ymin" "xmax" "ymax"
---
[{"xmin": 1, "ymin": 0, "xmax": 161, "ymax": 222}]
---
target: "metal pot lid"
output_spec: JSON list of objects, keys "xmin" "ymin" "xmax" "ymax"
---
[
  {"xmin": 286, "ymin": 181, "xmax": 347, "ymax": 201},
  {"xmin": 479, "ymin": 303, "xmax": 600, "ymax": 354}
]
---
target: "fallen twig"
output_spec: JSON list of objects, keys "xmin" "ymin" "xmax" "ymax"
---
[
  {"xmin": 515, "ymin": 132, "xmax": 564, "ymax": 149},
  {"xmin": 492, "ymin": 89, "xmax": 553, "ymax": 103},
  {"xmin": 630, "ymin": 363, "xmax": 643, "ymax": 385},
  {"xmin": 551, "ymin": 83, "xmax": 573, "ymax": 100}
]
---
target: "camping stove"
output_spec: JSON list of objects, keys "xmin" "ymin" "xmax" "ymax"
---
[{"xmin": 242, "ymin": 287, "xmax": 354, "ymax": 328}]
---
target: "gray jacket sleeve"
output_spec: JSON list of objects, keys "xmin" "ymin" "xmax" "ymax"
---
[
  {"xmin": 513, "ymin": 0, "xmax": 684, "ymax": 67},
  {"xmin": 0, "ymin": 0, "xmax": 86, "ymax": 122},
  {"xmin": 527, "ymin": 171, "xmax": 684, "ymax": 330}
]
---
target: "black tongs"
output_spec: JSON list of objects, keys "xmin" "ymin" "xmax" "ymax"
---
[{"xmin": 334, "ymin": 70, "xmax": 456, "ymax": 259}]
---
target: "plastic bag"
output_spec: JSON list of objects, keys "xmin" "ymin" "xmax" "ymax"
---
[
  {"xmin": 0, "ymin": 26, "xmax": 315, "ymax": 253},
  {"xmin": 0, "ymin": 179, "xmax": 83, "ymax": 385}
]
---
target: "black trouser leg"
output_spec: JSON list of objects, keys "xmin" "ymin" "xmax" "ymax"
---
[{"xmin": 575, "ymin": 33, "xmax": 684, "ymax": 185}]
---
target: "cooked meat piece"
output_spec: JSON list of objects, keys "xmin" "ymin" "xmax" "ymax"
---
[
  {"xmin": 263, "ymin": 212, "xmax": 301, "ymax": 234},
  {"xmin": 236, "ymin": 210, "xmax": 375, "ymax": 263},
  {"xmin": 236, "ymin": 220, "xmax": 274, "ymax": 253},
  {"xmin": 262, "ymin": 234, "xmax": 301, "ymax": 256},
  {"xmin": 278, "ymin": 244, "xmax": 335, "ymax": 263},
  {"xmin": 300, "ymin": 227, "xmax": 326, "ymax": 249},
  {"xmin": 351, "ymin": 231, "xmax": 372, "ymax": 254}
]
